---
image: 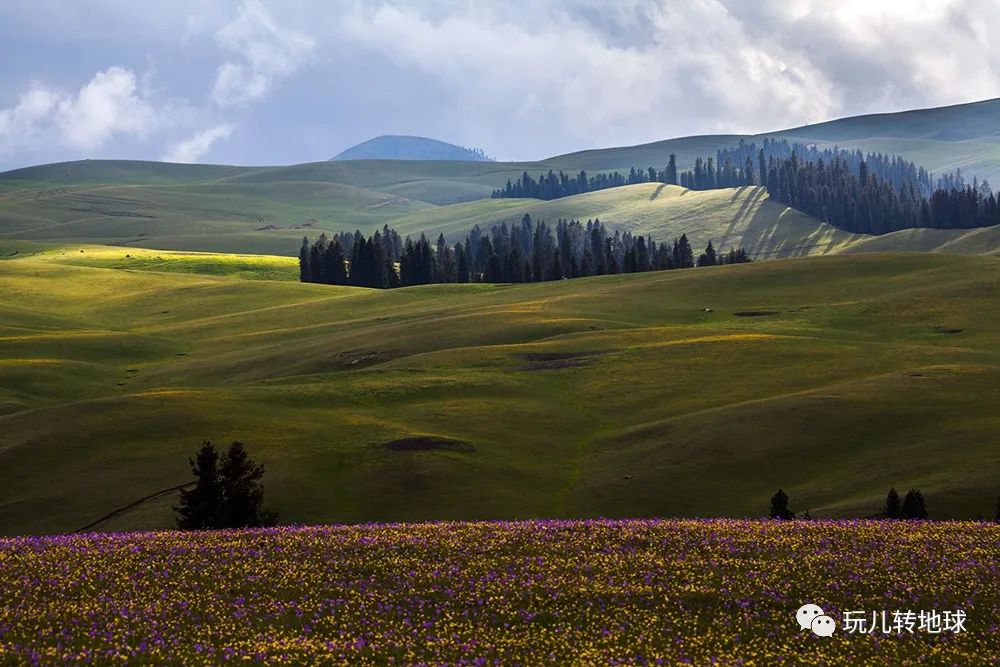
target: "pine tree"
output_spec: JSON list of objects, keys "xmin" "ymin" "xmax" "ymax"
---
[
  {"xmin": 697, "ymin": 240, "xmax": 717, "ymax": 267},
  {"xmin": 217, "ymin": 442, "xmax": 277, "ymax": 528},
  {"xmin": 324, "ymin": 240, "xmax": 348, "ymax": 285},
  {"xmin": 174, "ymin": 442, "xmax": 223, "ymax": 529},
  {"xmin": 744, "ymin": 156, "xmax": 756, "ymax": 186},
  {"xmin": 455, "ymin": 241, "xmax": 470, "ymax": 283},
  {"xmin": 885, "ymin": 488, "xmax": 901, "ymax": 519},
  {"xmin": 674, "ymin": 234, "xmax": 694, "ymax": 269},
  {"xmin": 547, "ymin": 249, "xmax": 564, "ymax": 281},
  {"xmin": 901, "ymin": 489, "xmax": 928, "ymax": 519},
  {"xmin": 758, "ymin": 149, "xmax": 767, "ymax": 191},
  {"xmin": 298, "ymin": 237, "xmax": 312, "ymax": 282},
  {"xmin": 309, "ymin": 234, "xmax": 329, "ymax": 284},
  {"xmin": 666, "ymin": 154, "xmax": 678, "ymax": 185},
  {"xmin": 770, "ymin": 489, "xmax": 794, "ymax": 519},
  {"xmin": 483, "ymin": 253, "xmax": 504, "ymax": 283}
]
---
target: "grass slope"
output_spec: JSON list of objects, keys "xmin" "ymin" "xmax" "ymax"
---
[
  {"xmin": 551, "ymin": 98, "xmax": 1000, "ymax": 181},
  {"xmin": 0, "ymin": 180, "xmax": 434, "ymax": 255},
  {"xmin": 1, "ymin": 250, "xmax": 999, "ymax": 535},
  {"xmin": 842, "ymin": 224, "xmax": 1000, "ymax": 256},
  {"xmin": 392, "ymin": 184, "xmax": 862, "ymax": 258}
]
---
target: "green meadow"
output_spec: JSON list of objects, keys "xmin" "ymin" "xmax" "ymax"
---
[
  {"xmin": 4, "ymin": 159, "xmax": 998, "ymax": 259},
  {"xmin": 1, "ymin": 247, "xmax": 999, "ymax": 535}
]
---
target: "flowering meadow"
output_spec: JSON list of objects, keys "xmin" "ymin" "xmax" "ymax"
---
[{"xmin": 1, "ymin": 520, "xmax": 999, "ymax": 665}]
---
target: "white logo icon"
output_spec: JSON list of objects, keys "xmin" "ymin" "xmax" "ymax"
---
[{"xmin": 797, "ymin": 603, "xmax": 836, "ymax": 636}]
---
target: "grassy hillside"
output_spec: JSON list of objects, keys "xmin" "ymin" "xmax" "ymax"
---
[
  {"xmin": 0, "ymin": 174, "xmax": 861, "ymax": 259},
  {"xmin": 551, "ymin": 98, "xmax": 1000, "ymax": 182},
  {"xmin": 2, "ymin": 172, "xmax": 999, "ymax": 260},
  {"xmin": 1, "ymin": 250, "xmax": 999, "ymax": 535},
  {"xmin": 392, "ymin": 184, "xmax": 862, "ymax": 258},
  {"xmin": 842, "ymin": 224, "xmax": 1000, "ymax": 256},
  {"xmin": 0, "ymin": 180, "xmax": 435, "ymax": 255},
  {"xmin": 2, "ymin": 98, "xmax": 999, "ymax": 259}
]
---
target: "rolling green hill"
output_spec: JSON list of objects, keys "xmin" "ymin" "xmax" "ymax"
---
[
  {"xmin": 3, "ymin": 173, "xmax": 999, "ymax": 259},
  {"xmin": 391, "ymin": 184, "xmax": 863, "ymax": 258},
  {"xmin": 1, "ymin": 249, "xmax": 999, "ymax": 535},
  {"xmin": 551, "ymin": 98, "xmax": 1000, "ymax": 182},
  {"xmin": 0, "ymin": 171, "xmax": 863, "ymax": 258},
  {"xmin": 2, "ymin": 98, "xmax": 999, "ymax": 260}
]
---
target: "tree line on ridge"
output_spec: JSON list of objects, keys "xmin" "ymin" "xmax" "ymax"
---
[{"xmin": 298, "ymin": 217, "xmax": 750, "ymax": 289}]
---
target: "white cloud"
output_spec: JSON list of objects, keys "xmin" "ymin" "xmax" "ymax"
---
[
  {"xmin": 55, "ymin": 67, "xmax": 163, "ymax": 149},
  {"xmin": 0, "ymin": 83, "xmax": 61, "ymax": 152},
  {"xmin": 210, "ymin": 0, "xmax": 315, "ymax": 107},
  {"xmin": 162, "ymin": 123, "xmax": 234, "ymax": 163},
  {"xmin": 339, "ymin": 2, "xmax": 838, "ymax": 156},
  {"xmin": 339, "ymin": 0, "xmax": 1000, "ymax": 157},
  {"xmin": 0, "ymin": 67, "xmax": 170, "ymax": 156}
]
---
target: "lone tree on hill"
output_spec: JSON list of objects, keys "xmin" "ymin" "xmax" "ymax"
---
[
  {"xmin": 175, "ymin": 442, "xmax": 223, "ymax": 530},
  {"xmin": 885, "ymin": 488, "xmax": 902, "ymax": 519},
  {"xmin": 175, "ymin": 441, "xmax": 277, "ymax": 529},
  {"xmin": 901, "ymin": 489, "xmax": 928, "ymax": 520},
  {"xmin": 769, "ymin": 489, "xmax": 795, "ymax": 519}
]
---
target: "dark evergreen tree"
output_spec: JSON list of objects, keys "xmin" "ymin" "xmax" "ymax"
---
[
  {"xmin": 770, "ymin": 489, "xmax": 794, "ymax": 519},
  {"xmin": 744, "ymin": 156, "xmax": 756, "ymax": 186},
  {"xmin": 666, "ymin": 154, "xmax": 678, "ymax": 185},
  {"xmin": 547, "ymin": 249, "xmax": 564, "ymax": 281},
  {"xmin": 758, "ymin": 149, "xmax": 767, "ymax": 192},
  {"xmin": 298, "ymin": 237, "xmax": 311, "ymax": 282},
  {"xmin": 216, "ymin": 442, "xmax": 277, "ymax": 528},
  {"xmin": 455, "ymin": 241, "xmax": 470, "ymax": 283},
  {"xmin": 309, "ymin": 234, "xmax": 329, "ymax": 284},
  {"xmin": 324, "ymin": 239, "xmax": 348, "ymax": 285},
  {"xmin": 174, "ymin": 442, "xmax": 223, "ymax": 530},
  {"xmin": 885, "ymin": 488, "xmax": 902, "ymax": 519},
  {"xmin": 673, "ymin": 234, "xmax": 694, "ymax": 268},
  {"xmin": 697, "ymin": 240, "xmax": 718, "ymax": 267},
  {"xmin": 901, "ymin": 489, "xmax": 928, "ymax": 519},
  {"xmin": 483, "ymin": 253, "xmax": 504, "ymax": 282}
]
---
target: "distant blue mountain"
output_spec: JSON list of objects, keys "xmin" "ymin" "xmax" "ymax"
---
[{"xmin": 331, "ymin": 135, "xmax": 494, "ymax": 162}]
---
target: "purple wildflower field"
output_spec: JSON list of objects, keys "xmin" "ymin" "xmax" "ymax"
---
[{"xmin": 1, "ymin": 519, "xmax": 998, "ymax": 664}]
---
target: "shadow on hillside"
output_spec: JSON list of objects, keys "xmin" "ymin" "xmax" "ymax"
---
[{"xmin": 721, "ymin": 187, "xmax": 766, "ymax": 245}]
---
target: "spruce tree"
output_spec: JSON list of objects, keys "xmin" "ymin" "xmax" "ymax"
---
[
  {"xmin": 174, "ymin": 442, "xmax": 223, "ymax": 529},
  {"xmin": 217, "ymin": 442, "xmax": 277, "ymax": 528},
  {"xmin": 697, "ymin": 240, "xmax": 717, "ymax": 267},
  {"xmin": 885, "ymin": 488, "xmax": 901, "ymax": 519},
  {"xmin": 324, "ymin": 240, "xmax": 348, "ymax": 285},
  {"xmin": 175, "ymin": 441, "xmax": 277, "ymax": 529},
  {"xmin": 483, "ymin": 253, "xmax": 504, "ymax": 283},
  {"xmin": 674, "ymin": 234, "xmax": 694, "ymax": 268},
  {"xmin": 298, "ymin": 237, "xmax": 311, "ymax": 283},
  {"xmin": 547, "ymin": 249, "xmax": 564, "ymax": 281},
  {"xmin": 901, "ymin": 489, "xmax": 928, "ymax": 519},
  {"xmin": 455, "ymin": 241, "xmax": 470, "ymax": 283},
  {"xmin": 666, "ymin": 154, "xmax": 678, "ymax": 185},
  {"xmin": 769, "ymin": 489, "xmax": 794, "ymax": 519}
]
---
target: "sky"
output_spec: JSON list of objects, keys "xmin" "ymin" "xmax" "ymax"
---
[{"xmin": 0, "ymin": 0, "xmax": 998, "ymax": 170}]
